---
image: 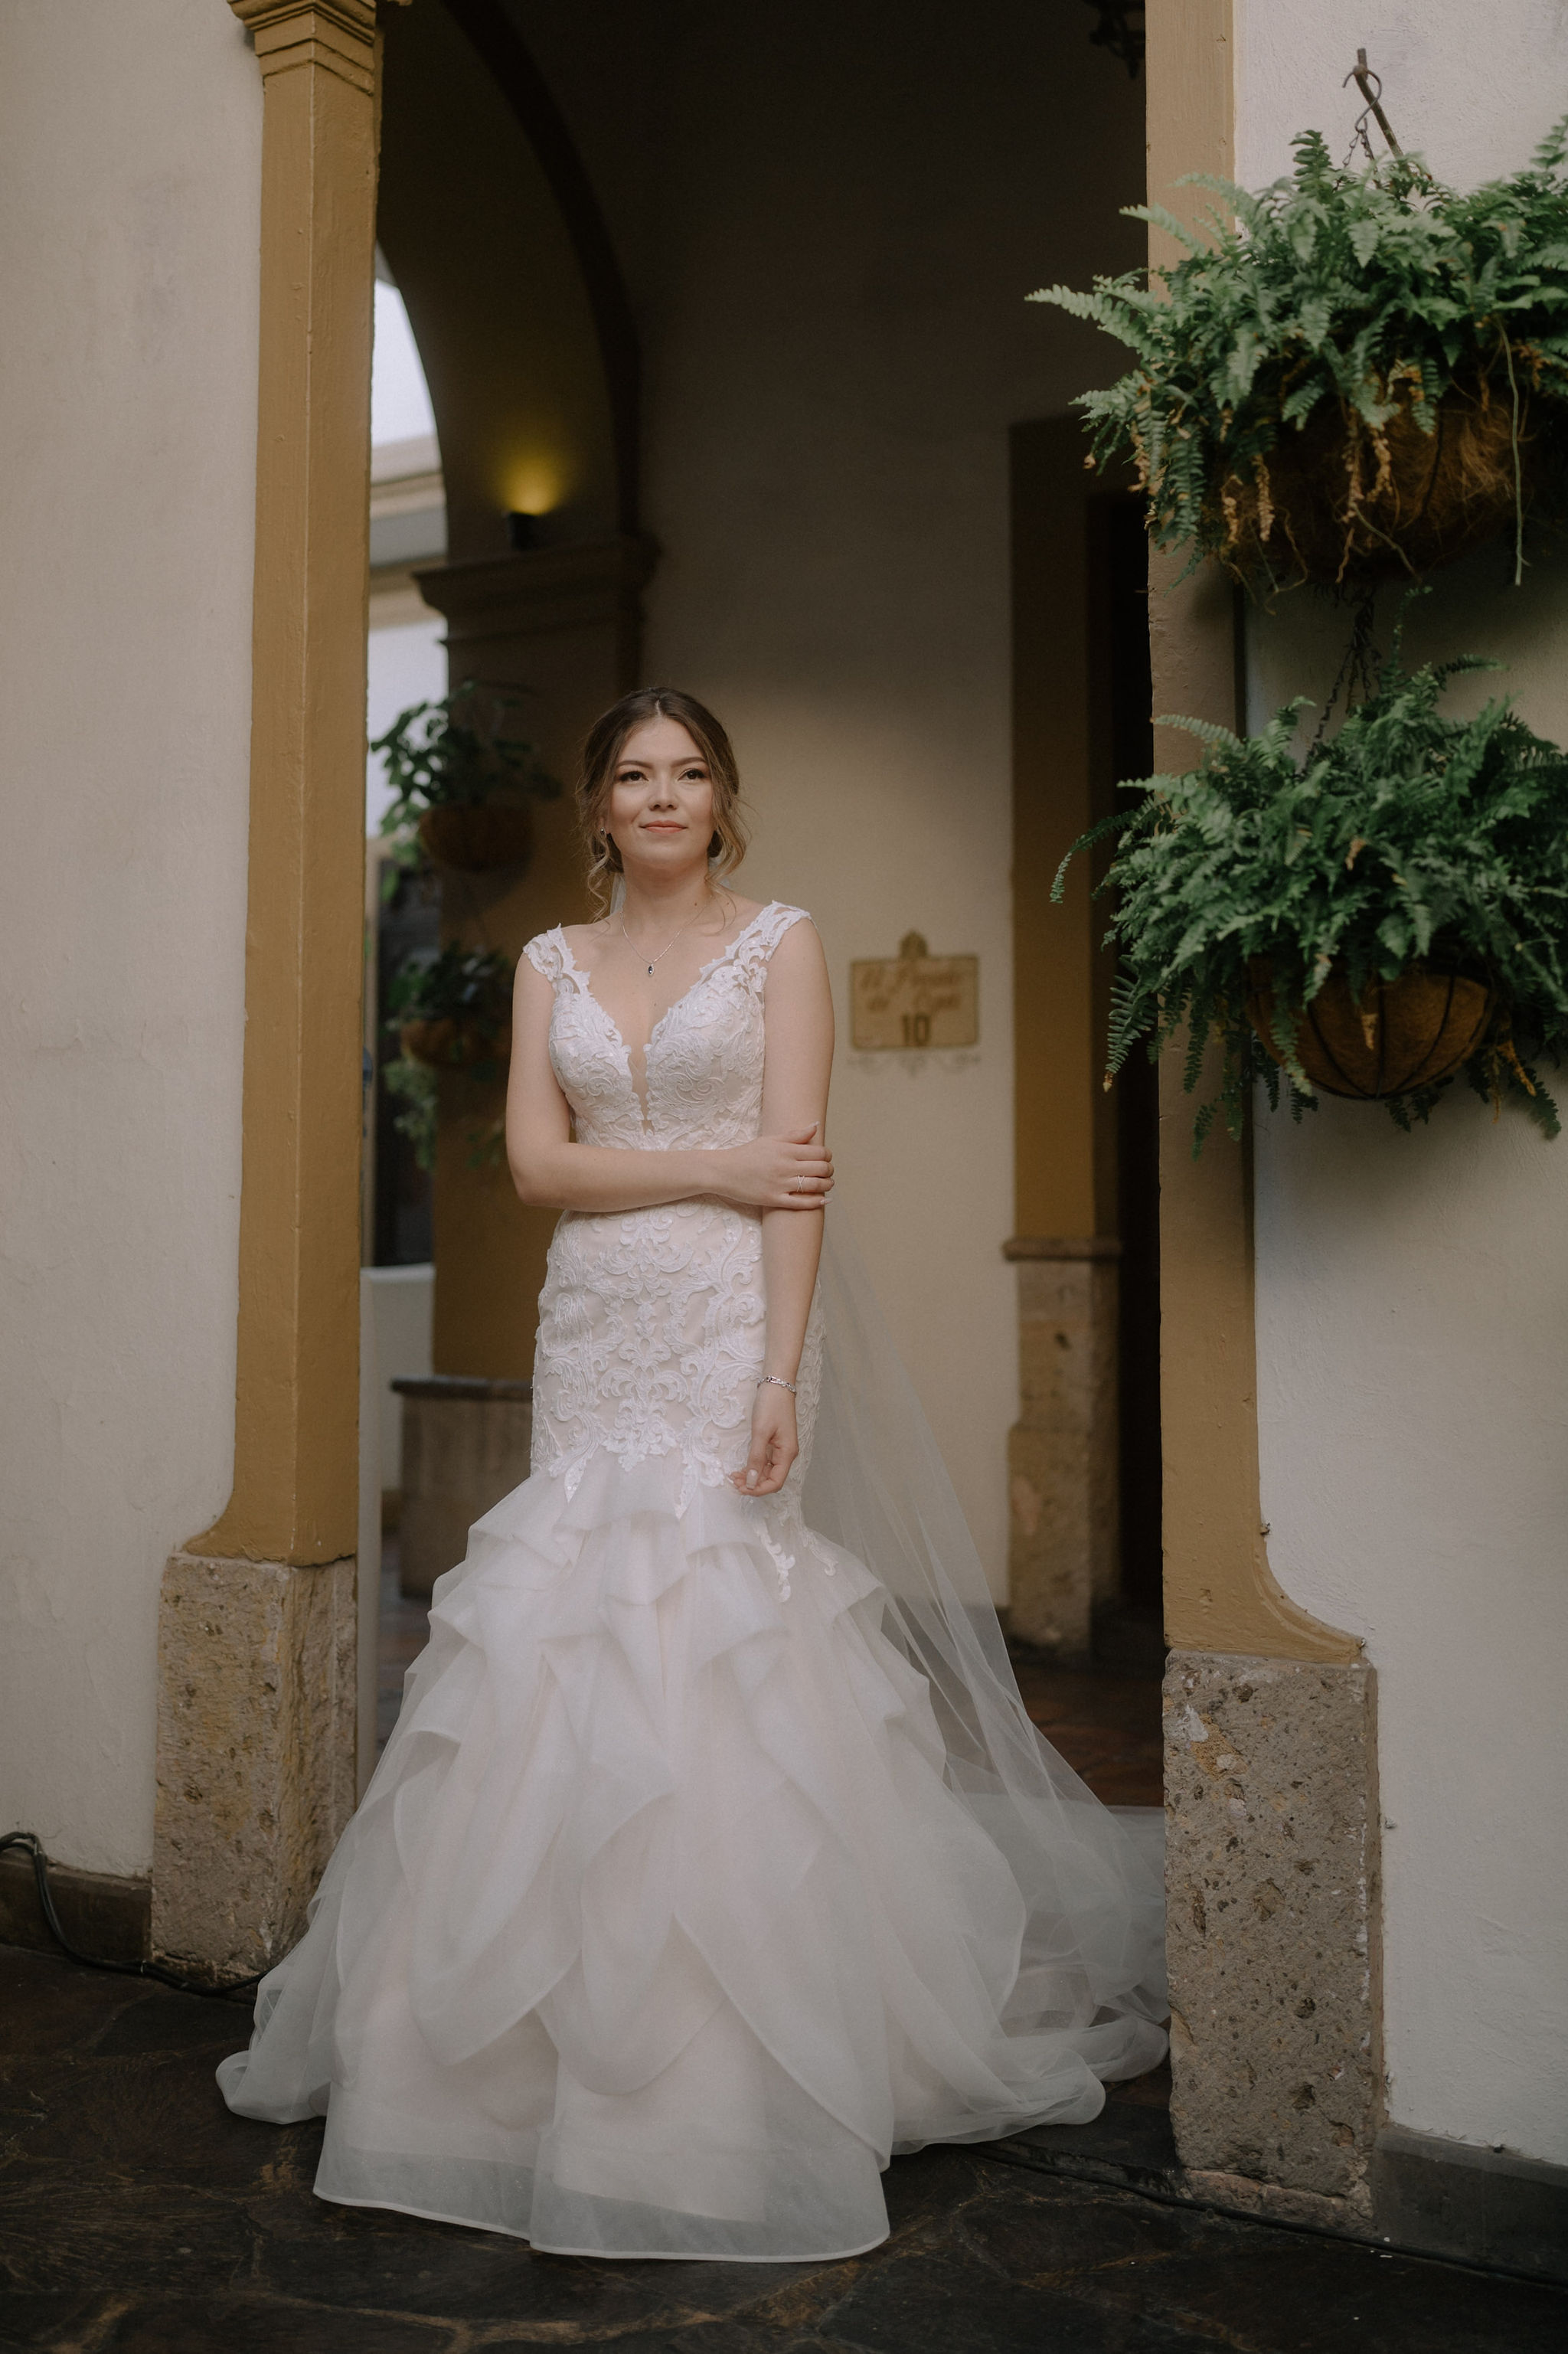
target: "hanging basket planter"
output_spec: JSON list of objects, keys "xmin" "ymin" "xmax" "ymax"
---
[
  {"xmin": 417, "ymin": 801, "xmax": 535, "ymax": 873},
  {"xmin": 1245, "ymin": 958, "xmax": 1494, "ymax": 1099},
  {"xmin": 1220, "ymin": 379, "xmax": 1537, "ymax": 590},
  {"xmin": 374, "ymin": 681, "xmax": 559, "ymax": 883},
  {"xmin": 1050, "ymin": 639, "xmax": 1568, "ymax": 1152},
  {"xmin": 398, "ymin": 1015, "xmax": 514, "ymax": 1071},
  {"xmin": 1031, "ymin": 126, "xmax": 1568, "ymax": 596}
]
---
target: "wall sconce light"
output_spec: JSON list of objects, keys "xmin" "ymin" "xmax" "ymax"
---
[{"xmin": 506, "ymin": 511, "xmax": 541, "ymax": 552}]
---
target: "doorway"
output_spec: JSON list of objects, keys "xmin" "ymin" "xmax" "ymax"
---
[
  {"xmin": 1008, "ymin": 422, "xmax": 1164, "ymax": 1798},
  {"xmin": 1093, "ymin": 494, "xmax": 1163, "ymax": 1643}
]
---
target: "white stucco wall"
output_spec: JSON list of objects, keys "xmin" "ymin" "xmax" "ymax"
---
[
  {"xmin": 365, "ymin": 1264, "xmax": 435, "ymax": 1490},
  {"xmin": 0, "ymin": 1, "xmax": 261, "ymax": 1877},
  {"xmin": 1234, "ymin": 0, "xmax": 1568, "ymax": 2165}
]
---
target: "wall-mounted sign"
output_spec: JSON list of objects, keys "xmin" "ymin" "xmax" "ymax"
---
[{"xmin": 850, "ymin": 931, "xmax": 979, "ymax": 1051}]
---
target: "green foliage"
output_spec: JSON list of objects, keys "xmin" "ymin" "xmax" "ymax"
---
[
  {"xmin": 1056, "ymin": 629, "xmax": 1568, "ymax": 1149},
  {"xmin": 387, "ymin": 942, "xmax": 514, "ymax": 1039},
  {"xmin": 374, "ymin": 680, "xmax": 560, "ymax": 880},
  {"xmin": 1030, "ymin": 124, "xmax": 1568, "ymax": 575},
  {"xmin": 382, "ymin": 1056, "xmax": 438, "ymax": 1172},
  {"xmin": 381, "ymin": 943, "xmax": 516, "ymax": 1172}
]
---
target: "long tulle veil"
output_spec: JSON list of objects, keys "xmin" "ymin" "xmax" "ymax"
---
[{"xmin": 805, "ymin": 1211, "xmax": 1168, "ymax": 2058}]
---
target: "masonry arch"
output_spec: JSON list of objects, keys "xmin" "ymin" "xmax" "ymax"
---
[{"xmin": 377, "ymin": 0, "xmax": 636, "ymax": 559}]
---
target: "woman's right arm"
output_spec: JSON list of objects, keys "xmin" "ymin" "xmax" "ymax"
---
[{"xmin": 505, "ymin": 957, "xmax": 833, "ymax": 1215}]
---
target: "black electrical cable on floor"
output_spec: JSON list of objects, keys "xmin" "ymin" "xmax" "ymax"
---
[{"xmin": 0, "ymin": 1830, "xmax": 263, "ymax": 2002}]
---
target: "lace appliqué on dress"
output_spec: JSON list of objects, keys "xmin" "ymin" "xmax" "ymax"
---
[{"xmin": 524, "ymin": 904, "xmax": 828, "ymax": 1575}]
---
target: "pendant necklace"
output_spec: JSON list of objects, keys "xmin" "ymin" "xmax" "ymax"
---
[{"xmin": 622, "ymin": 902, "xmax": 707, "ymax": 977}]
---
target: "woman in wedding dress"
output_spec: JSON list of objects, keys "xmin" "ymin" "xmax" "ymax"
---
[{"xmin": 218, "ymin": 687, "xmax": 1168, "ymax": 2261}]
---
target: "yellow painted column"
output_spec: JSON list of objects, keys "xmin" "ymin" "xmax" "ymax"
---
[
  {"xmin": 1146, "ymin": 0, "xmax": 1382, "ymax": 2213},
  {"xmin": 199, "ymin": 0, "xmax": 382, "ymax": 1565},
  {"xmin": 1145, "ymin": 0, "xmax": 1355, "ymax": 1669},
  {"xmin": 152, "ymin": 0, "xmax": 395, "ymax": 1981}
]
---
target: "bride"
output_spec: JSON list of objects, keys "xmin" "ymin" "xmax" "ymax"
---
[{"xmin": 218, "ymin": 687, "xmax": 1168, "ymax": 2261}]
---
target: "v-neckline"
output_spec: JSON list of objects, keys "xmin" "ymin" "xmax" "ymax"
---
[{"xmin": 555, "ymin": 902, "xmax": 779, "ymax": 1118}]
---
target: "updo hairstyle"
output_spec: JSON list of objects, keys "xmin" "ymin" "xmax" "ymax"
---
[{"xmin": 579, "ymin": 688, "xmax": 748, "ymax": 907}]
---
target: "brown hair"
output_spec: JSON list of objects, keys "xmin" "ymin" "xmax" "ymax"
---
[{"xmin": 578, "ymin": 688, "xmax": 748, "ymax": 906}]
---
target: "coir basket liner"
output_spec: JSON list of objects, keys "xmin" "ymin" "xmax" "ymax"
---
[
  {"xmin": 1220, "ymin": 378, "xmax": 1537, "ymax": 589},
  {"xmin": 1246, "ymin": 959, "xmax": 1493, "ymax": 1098}
]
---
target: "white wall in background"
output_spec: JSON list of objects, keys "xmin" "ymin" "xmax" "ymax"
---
[
  {"xmin": 1233, "ymin": 0, "xmax": 1568, "ymax": 197},
  {"xmin": 1236, "ymin": 0, "xmax": 1568, "ymax": 2166},
  {"xmin": 365, "ymin": 1263, "xmax": 434, "ymax": 1491},
  {"xmin": 368, "ymin": 276, "xmax": 447, "ymax": 834},
  {"xmin": 372, "ymin": 280, "xmax": 438, "ymax": 446},
  {"xmin": 0, "ymin": 1, "xmax": 261, "ymax": 1877},
  {"xmin": 367, "ymin": 615, "xmax": 448, "ymax": 835}
]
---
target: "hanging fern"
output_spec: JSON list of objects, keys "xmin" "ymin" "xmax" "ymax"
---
[
  {"xmin": 1031, "ymin": 123, "xmax": 1568, "ymax": 583},
  {"xmin": 374, "ymin": 681, "xmax": 559, "ymax": 885},
  {"xmin": 1057, "ymin": 629, "xmax": 1568, "ymax": 1149}
]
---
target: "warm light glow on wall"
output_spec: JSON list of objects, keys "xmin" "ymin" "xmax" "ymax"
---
[{"xmin": 501, "ymin": 457, "xmax": 565, "ymax": 516}]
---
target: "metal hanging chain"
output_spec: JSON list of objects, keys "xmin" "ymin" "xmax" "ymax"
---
[
  {"xmin": 1307, "ymin": 592, "xmax": 1380, "ymax": 755},
  {"xmin": 1343, "ymin": 49, "xmax": 1403, "ymax": 167}
]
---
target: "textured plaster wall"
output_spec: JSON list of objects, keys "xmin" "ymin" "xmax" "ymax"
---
[
  {"xmin": 1236, "ymin": 0, "xmax": 1568, "ymax": 2166},
  {"xmin": 518, "ymin": 0, "xmax": 1146, "ymax": 1595},
  {"xmin": 0, "ymin": 1, "xmax": 260, "ymax": 1875}
]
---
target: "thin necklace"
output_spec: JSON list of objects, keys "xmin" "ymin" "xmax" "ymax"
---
[{"xmin": 622, "ymin": 901, "xmax": 709, "ymax": 977}]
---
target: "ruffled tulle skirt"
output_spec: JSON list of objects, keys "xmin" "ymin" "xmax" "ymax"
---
[{"xmin": 217, "ymin": 1451, "xmax": 1166, "ymax": 2260}]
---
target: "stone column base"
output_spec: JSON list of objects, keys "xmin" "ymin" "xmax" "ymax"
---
[
  {"xmin": 394, "ymin": 1374, "xmax": 534, "ymax": 1600},
  {"xmin": 1004, "ymin": 1238, "xmax": 1119, "ymax": 1659},
  {"xmin": 1164, "ymin": 1651, "xmax": 1383, "ymax": 2205},
  {"xmin": 153, "ymin": 1551, "xmax": 357, "ymax": 1983}
]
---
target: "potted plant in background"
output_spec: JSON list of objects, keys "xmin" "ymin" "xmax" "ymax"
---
[
  {"xmin": 1057, "ymin": 632, "xmax": 1568, "ymax": 1149},
  {"xmin": 374, "ymin": 680, "xmax": 560, "ymax": 876},
  {"xmin": 1031, "ymin": 123, "xmax": 1568, "ymax": 590},
  {"xmin": 381, "ymin": 943, "xmax": 516, "ymax": 1173},
  {"xmin": 388, "ymin": 943, "xmax": 516, "ymax": 1073}
]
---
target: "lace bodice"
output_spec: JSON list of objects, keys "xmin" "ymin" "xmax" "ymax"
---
[
  {"xmin": 523, "ymin": 901, "xmax": 809, "ymax": 1151},
  {"xmin": 523, "ymin": 903, "xmax": 824, "ymax": 1557}
]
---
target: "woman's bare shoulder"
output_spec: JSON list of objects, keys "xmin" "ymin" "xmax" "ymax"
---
[
  {"xmin": 559, "ymin": 916, "xmax": 616, "ymax": 952},
  {"xmin": 718, "ymin": 891, "xmax": 768, "ymax": 934}
]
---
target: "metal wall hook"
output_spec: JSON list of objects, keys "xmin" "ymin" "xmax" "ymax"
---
[{"xmin": 1344, "ymin": 48, "xmax": 1403, "ymax": 165}]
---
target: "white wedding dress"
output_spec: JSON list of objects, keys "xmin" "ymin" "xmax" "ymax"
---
[{"xmin": 218, "ymin": 900, "xmax": 1167, "ymax": 2261}]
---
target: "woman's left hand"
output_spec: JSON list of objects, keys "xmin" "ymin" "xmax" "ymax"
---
[{"xmin": 733, "ymin": 1384, "xmax": 798, "ymax": 1497}]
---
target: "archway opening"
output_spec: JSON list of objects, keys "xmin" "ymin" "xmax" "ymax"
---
[{"xmin": 358, "ymin": 0, "xmax": 1158, "ymax": 1806}]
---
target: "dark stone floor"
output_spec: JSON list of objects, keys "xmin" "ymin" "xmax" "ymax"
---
[
  {"xmin": 1009, "ymin": 1656, "xmax": 1164, "ymax": 1809},
  {"xmin": 4, "ymin": 1945, "xmax": 1563, "ymax": 2352}
]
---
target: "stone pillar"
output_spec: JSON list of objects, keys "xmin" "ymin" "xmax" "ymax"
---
[
  {"xmin": 1163, "ymin": 1653, "xmax": 1383, "ymax": 2209},
  {"xmin": 394, "ymin": 1375, "xmax": 534, "ymax": 1598},
  {"xmin": 154, "ymin": 1553, "xmax": 357, "ymax": 1981},
  {"xmin": 1004, "ymin": 1236, "xmax": 1120, "ymax": 1659}
]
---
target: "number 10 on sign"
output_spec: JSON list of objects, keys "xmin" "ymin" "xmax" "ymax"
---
[{"xmin": 850, "ymin": 932, "xmax": 979, "ymax": 1052}]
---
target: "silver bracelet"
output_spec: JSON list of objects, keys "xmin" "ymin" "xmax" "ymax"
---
[{"xmin": 757, "ymin": 1374, "xmax": 797, "ymax": 1395}]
